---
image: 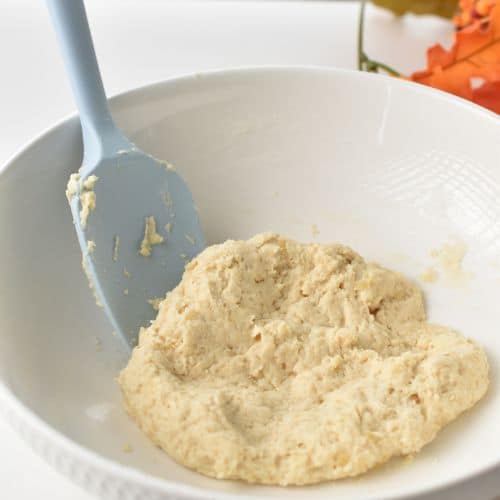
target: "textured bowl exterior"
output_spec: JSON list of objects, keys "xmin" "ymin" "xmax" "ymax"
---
[{"xmin": 0, "ymin": 388, "xmax": 197, "ymax": 500}]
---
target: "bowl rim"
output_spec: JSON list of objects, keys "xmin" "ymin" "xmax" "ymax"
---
[{"xmin": 0, "ymin": 65, "xmax": 499, "ymax": 500}]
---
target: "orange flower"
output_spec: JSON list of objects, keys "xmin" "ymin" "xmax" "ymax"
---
[
  {"xmin": 409, "ymin": 4, "xmax": 500, "ymax": 113},
  {"xmin": 454, "ymin": 0, "xmax": 496, "ymax": 28}
]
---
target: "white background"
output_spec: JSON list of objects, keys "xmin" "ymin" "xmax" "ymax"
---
[{"xmin": 1, "ymin": 1, "xmax": 497, "ymax": 498}]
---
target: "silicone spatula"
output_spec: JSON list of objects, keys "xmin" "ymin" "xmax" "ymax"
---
[{"xmin": 46, "ymin": 0, "xmax": 205, "ymax": 347}]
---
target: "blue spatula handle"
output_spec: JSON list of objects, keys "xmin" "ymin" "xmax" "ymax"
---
[{"xmin": 46, "ymin": 0, "xmax": 127, "ymax": 164}]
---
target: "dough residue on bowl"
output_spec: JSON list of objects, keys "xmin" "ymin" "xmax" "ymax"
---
[
  {"xmin": 430, "ymin": 241, "xmax": 470, "ymax": 286},
  {"xmin": 119, "ymin": 233, "xmax": 489, "ymax": 486},
  {"xmin": 420, "ymin": 267, "xmax": 438, "ymax": 283}
]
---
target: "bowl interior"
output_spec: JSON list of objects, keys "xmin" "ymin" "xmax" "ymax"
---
[{"xmin": 1, "ymin": 68, "xmax": 499, "ymax": 499}]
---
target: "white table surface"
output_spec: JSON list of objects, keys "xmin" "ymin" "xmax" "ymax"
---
[{"xmin": 0, "ymin": 1, "xmax": 498, "ymax": 499}]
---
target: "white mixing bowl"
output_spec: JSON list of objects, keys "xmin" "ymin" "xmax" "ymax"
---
[{"xmin": 0, "ymin": 67, "xmax": 499, "ymax": 500}]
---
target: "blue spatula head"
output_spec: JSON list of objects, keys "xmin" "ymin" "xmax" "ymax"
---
[{"xmin": 68, "ymin": 147, "xmax": 205, "ymax": 348}]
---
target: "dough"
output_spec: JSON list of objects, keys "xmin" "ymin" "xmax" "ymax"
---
[
  {"xmin": 65, "ymin": 173, "xmax": 99, "ymax": 229},
  {"xmin": 79, "ymin": 175, "xmax": 98, "ymax": 229},
  {"xmin": 420, "ymin": 267, "xmax": 438, "ymax": 283},
  {"xmin": 119, "ymin": 233, "xmax": 489, "ymax": 485},
  {"xmin": 431, "ymin": 241, "xmax": 470, "ymax": 286},
  {"xmin": 139, "ymin": 216, "xmax": 164, "ymax": 257}
]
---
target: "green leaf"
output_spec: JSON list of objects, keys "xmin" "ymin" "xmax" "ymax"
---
[{"xmin": 370, "ymin": 0, "xmax": 459, "ymax": 18}]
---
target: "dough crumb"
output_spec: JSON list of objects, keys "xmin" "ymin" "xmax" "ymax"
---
[
  {"xmin": 185, "ymin": 234, "xmax": 195, "ymax": 245},
  {"xmin": 311, "ymin": 224, "xmax": 320, "ymax": 237},
  {"xmin": 430, "ymin": 241, "xmax": 470, "ymax": 286},
  {"xmin": 65, "ymin": 173, "xmax": 80, "ymax": 202},
  {"xmin": 159, "ymin": 160, "xmax": 176, "ymax": 171},
  {"xmin": 79, "ymin": 175, "xmax": 99, "ymax": 229},
  {"xmin": 420, "ymin": 267, "xmax": 438, "ymax": 283},
  {"xmin": 119, "ymin": 233, "xmax": 489, "ymax": 486},
  {"xmin": 82, "ymin": 175, "xmax": 98, "ymax": 191},
  {"xmin": 139, "ymin": 216, "xmax": 164, "ymax": 257},
  {"xmin": 165, "ymin": 222, "xmax": 172, "ymax": 233},
  {"xmin": 113, "ymin": 235, "xmax": 120, "ymax": 262},
  {"xmin": 123, "ymin": 268, "xmax": 131, "ymax": 279},
  {"xmin": 82, "ymin": 255, "xmax": 102, "ymax": 308},
  {"xmin": 87, "ymin": 240, "xmax": 96, "ymax": 254},
  {"xmin": 123, "ymin": 289, "xmax": 129, "ymax": 296},
  {"xmin": 163, "ymin": 192, "xmax": 173, "ymax": 209},
  {"xmin": 122, "ymin": 443, "xmax": 133, "ymax": 453},
  {"xmin": 148, "ymin": 297, "xmax": 162, "ymax": 311}
]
